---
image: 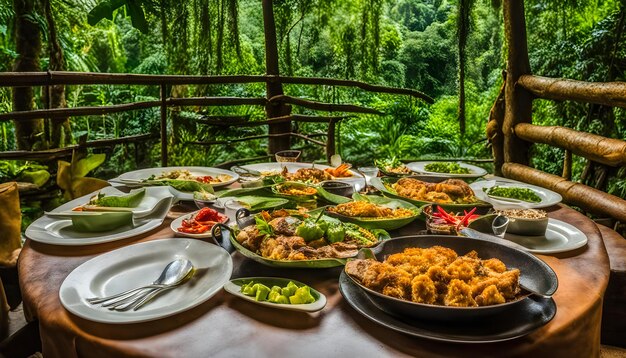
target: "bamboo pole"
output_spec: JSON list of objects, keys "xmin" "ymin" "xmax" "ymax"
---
[
  {"xmin": 514, "ymin": 123, "xmax": 626, "ymax": 167},
  {"xmin": 503, "ymin": 0, "xmax": 533, "ymax": 165},
  {"xmin": 502, "ymin": 162, "xmax": 626, "ymax": 222},
  {"xmin": 269, "ymin": 95, "xmax": 383, "ymax": 115},
  {"xmin": 518, "ymin": 75, "xmax": 626, "ymax": 108}
]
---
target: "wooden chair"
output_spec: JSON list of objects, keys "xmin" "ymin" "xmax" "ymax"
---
[{"xmin": 598, "ymin": 223, "xmax": 626, "ymax": 347}]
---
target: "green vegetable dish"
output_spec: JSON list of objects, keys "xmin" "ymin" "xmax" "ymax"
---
[
  {"xmin": 240, "ymin": 280, "xmax": 316, "ymax": 305},
  {"xmin": 486, "ymin": 186, "xmax": 542, "ymax": 203},
  {"xmin": 424, "ymin": 162, "xmax": 472, "ymax": 174},
  {"xmin": 233, "ymin": 210, "xmax": 389, "ymax": 263}
]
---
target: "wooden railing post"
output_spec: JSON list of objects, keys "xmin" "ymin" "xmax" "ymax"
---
[
  {"xmin": 160, "ymin": 83, "xmax": 168, "ymax": 167},
  {"xmin": 326, "ymin": 118, "xmax": 337, "ymax": 162},
  {"xmin": 503, "ymin": 0, "xmax": 533, "ymax": 165},
  {"xmin": 262, "ymin": 0, "xmax": 291, "ymax": 155}
]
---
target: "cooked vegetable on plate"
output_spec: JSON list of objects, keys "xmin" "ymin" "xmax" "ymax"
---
[
  {"xmin": 423, "ymin": 162, "xmax": 472, "ymax": 174},
  {"xmin": 345, "ymin": 246, "xmax": 521, "ymax": 307},
  {"xmin": 150, "ymin": 169, "xmax": 232, "ymax": 184},
  {"xmin": 486, "ymin": 186, "xmax": 542, "ymax": 203},
  {"xmin": 375, "ymin": 157, "xmax": 412, "ymax": 175},
  {"xmin": 177, "ymin": 207, "xmax": 228, "ymax": 234},
  {"xmin": 424, "ymin": 205, "xmax": 481, "ymax": 235},
  {"xmin": 239, "ymin": 280, "xmax": 316, "ymax": 305}
]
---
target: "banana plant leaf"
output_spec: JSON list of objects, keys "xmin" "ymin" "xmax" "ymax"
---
[
  {"xmin": 315, "ymin": 186, "xmax": 352, "ymax": 205},
  {"xmin": 215, "ymin": 185, "xmax": 273, "ymax": 198},
  {"xmin": 371, "ymin": 176, "xmax": 492, "ymax": 212},
  {"xmin": 235, "ymin": 196, "xmax": 293, "ymax": 212},
  {"xmin": 325, "ymin": 193, "xmax": 422, "ymax": 230},
  {"xmin": 142, "ymin": 179, "xmax": 214, "ymax": 193}
]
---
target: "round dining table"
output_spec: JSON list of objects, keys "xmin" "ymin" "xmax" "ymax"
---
[{"xmin": 18, "ymin": 199, "xmax": 610, "ymax": 358}]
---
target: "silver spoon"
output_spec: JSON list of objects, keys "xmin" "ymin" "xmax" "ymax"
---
[
  {"xmin": 88, "ymin": 258, "xmax": 193, "ymax": 304},
  {"xmin": 109, "ymin": 261, "xmax": 195, "ymax": 311}
]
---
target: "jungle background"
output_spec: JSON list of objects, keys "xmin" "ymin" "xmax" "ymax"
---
[{"xmin": 0, "ymin": 0, "xmax": 625, "ymax": 227}]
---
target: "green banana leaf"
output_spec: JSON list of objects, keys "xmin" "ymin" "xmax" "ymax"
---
[
  {"xmin": 235, "ymin": 196, "xmax": 293, "ymax": 212},
  {"xmin": 143, "ymin": 179, "xmax": 214, "ymax": 193},
  {"xmin": 325, "ymin": 193, "xmax": 422, "ymax": 230},
  {"xmin": 215, "ymin": 185, "xmax": 273, "ymax": 198},
  {"xmin": 315, "ymin": 186, "xmax": 352, "ymax": 205},
  {"xmin": 371, "ymin": 176, "xmax": 492, "ymax": 212}
]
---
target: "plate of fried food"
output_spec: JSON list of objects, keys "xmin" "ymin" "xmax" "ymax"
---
[
  {"xmin": 405, "ymin": 161, "xmax": 487, "ymax": 178},
  {"xmin": 236, "ymin": 162, "xmax": 358, "ymax": 183},
  {"xmin": 325, "ymin": 193, "xmax": 422, "ymax": 230},
  {"xmin": 371, "ymin": 176, "xmax": 492, "ymax": 212},
  {"xmin": 343, "ymin": 235, "xmax": 557, "ymax": 322},
  {"xmin": 212, "ymin": 209, "xmax": 390, "ymax": 268}
]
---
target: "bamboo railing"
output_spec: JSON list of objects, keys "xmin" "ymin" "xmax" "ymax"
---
[
  {"xmin": 0, "ymin": 71, "xmax": 433, "ymax": 165},
  {"xmin": 494, "ymin": 0, "xmax": 626, "ymax": 221}
]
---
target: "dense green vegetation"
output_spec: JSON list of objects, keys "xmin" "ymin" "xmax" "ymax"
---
[{"xmin": 0, "ymin": 0, "xmax": 624, "ymax": 204}]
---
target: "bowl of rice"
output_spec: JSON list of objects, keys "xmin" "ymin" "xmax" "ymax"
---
[{"xmin": 495, "ymin": 209, "xmax": 548, "ymax": 236}]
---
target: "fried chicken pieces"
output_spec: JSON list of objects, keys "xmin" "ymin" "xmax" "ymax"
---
[
  {"xmin": 345, "ymin": 246, "xmax": 520, "ymax": 307},
  {"xmin": 391, "ymin": 178, "xmax": 476, "ymax": 204}
]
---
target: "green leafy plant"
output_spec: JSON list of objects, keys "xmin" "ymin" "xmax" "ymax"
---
[{"xmin": 57, "ymin": 151, "xmax": 109, "ymax": 200}]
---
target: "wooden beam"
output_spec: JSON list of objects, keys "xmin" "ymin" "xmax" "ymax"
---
[
  {"xmin": 269, "ymin": 95, "xmax": 383, "ymax": 115},
  {"xmin": 277, "ymin": 76, "xmax": 434, "ymax": 103},
  {"xmin": 502, "ymin": 162, "xmax": 626, "ymax": 222},
  {"xmin": 214, "ymin": 155, "xmax": 274, "ymax": 169},
  {"xmin": 518, "ymin": 75, "xmax": 626, "ymax": 108},
  {"xmin": 0, "ymin": 133, "xmax": 155, "ymax": 160},
  {"xmin": 514, "ymin": 123, "xmax": 626, "ymax": 167},
  {"xmin": 503, "ymin": 0, "xmax": 533, "ymax": 165},
  {"xmin": 188, "ymin": 132, "xmax": 326, "ymax": 147},
  {"xmin": 197, "ymin": 114, "xmax": 353, "ymax": 127},
  {"xmin": 0, "ymin": 97, "xmax": 266, "ymax": 122}
]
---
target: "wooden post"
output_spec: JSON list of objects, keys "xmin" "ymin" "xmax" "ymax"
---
[
  {"xmin": 487, "ymin": 71, "xmax": 506, "ymax": 175},
  {"xmin": 160, "ymin": 83, "xmax": 168, "ymax": 167},
  {"xmin": 502, "ymin": 0, "xmax": 533, "ymax": 165},
  {"xmin": 326, "ymin": 118, "xmax": 337, "ymax": 162},
  {"xmin": 262, "ymin": 0, "xmax": 291, "ymax": 155},
  {"xmin": 562, "ymin": 150, "xmax": 572, "ymax": 180}
]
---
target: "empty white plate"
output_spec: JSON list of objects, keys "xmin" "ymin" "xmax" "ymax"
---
[
  {"xmin": 59, "ymin": 238, "xmax": 233, "ymax": 324},
  {"xmin": 503, "ymin": 218, "xmax": 588, "ymax": 254}
]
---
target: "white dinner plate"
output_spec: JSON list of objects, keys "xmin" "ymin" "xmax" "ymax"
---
[
  {"xmin": 112, "ymin": 167, "xmax": 239, "ymax": 200},
  {"xmin": 26, "ymin": 189, "xmax": 173, "ymax": 246},
  {"xmin": 59, "ymin": 238, "xmax": 233, "ymax": 324},
  {"xmin": 405, "ymin": 161, "xmax": 487, "ymax": 178},
  {"xmin": 503, "ymin": 218, "xmax": 587, "ymax": 254},
  {"xmin": 45, "ymin": 186, "xmax": 173, "ymax": 219},
  {"xmin": 238, "ymin": 162, "xmax": 359, "ymax": 180},
  {"xmin": 170, "ymin": 209, "xmax": 229, "ymax": 239},
  {"xmin": 470, "ymin": 180, "xmax": 562, "ymax": 209}
]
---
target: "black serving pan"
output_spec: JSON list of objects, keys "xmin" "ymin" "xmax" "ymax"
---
[{"xmin": 345, "ymin": 235, "xmax": 558, "ymax": 321}]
